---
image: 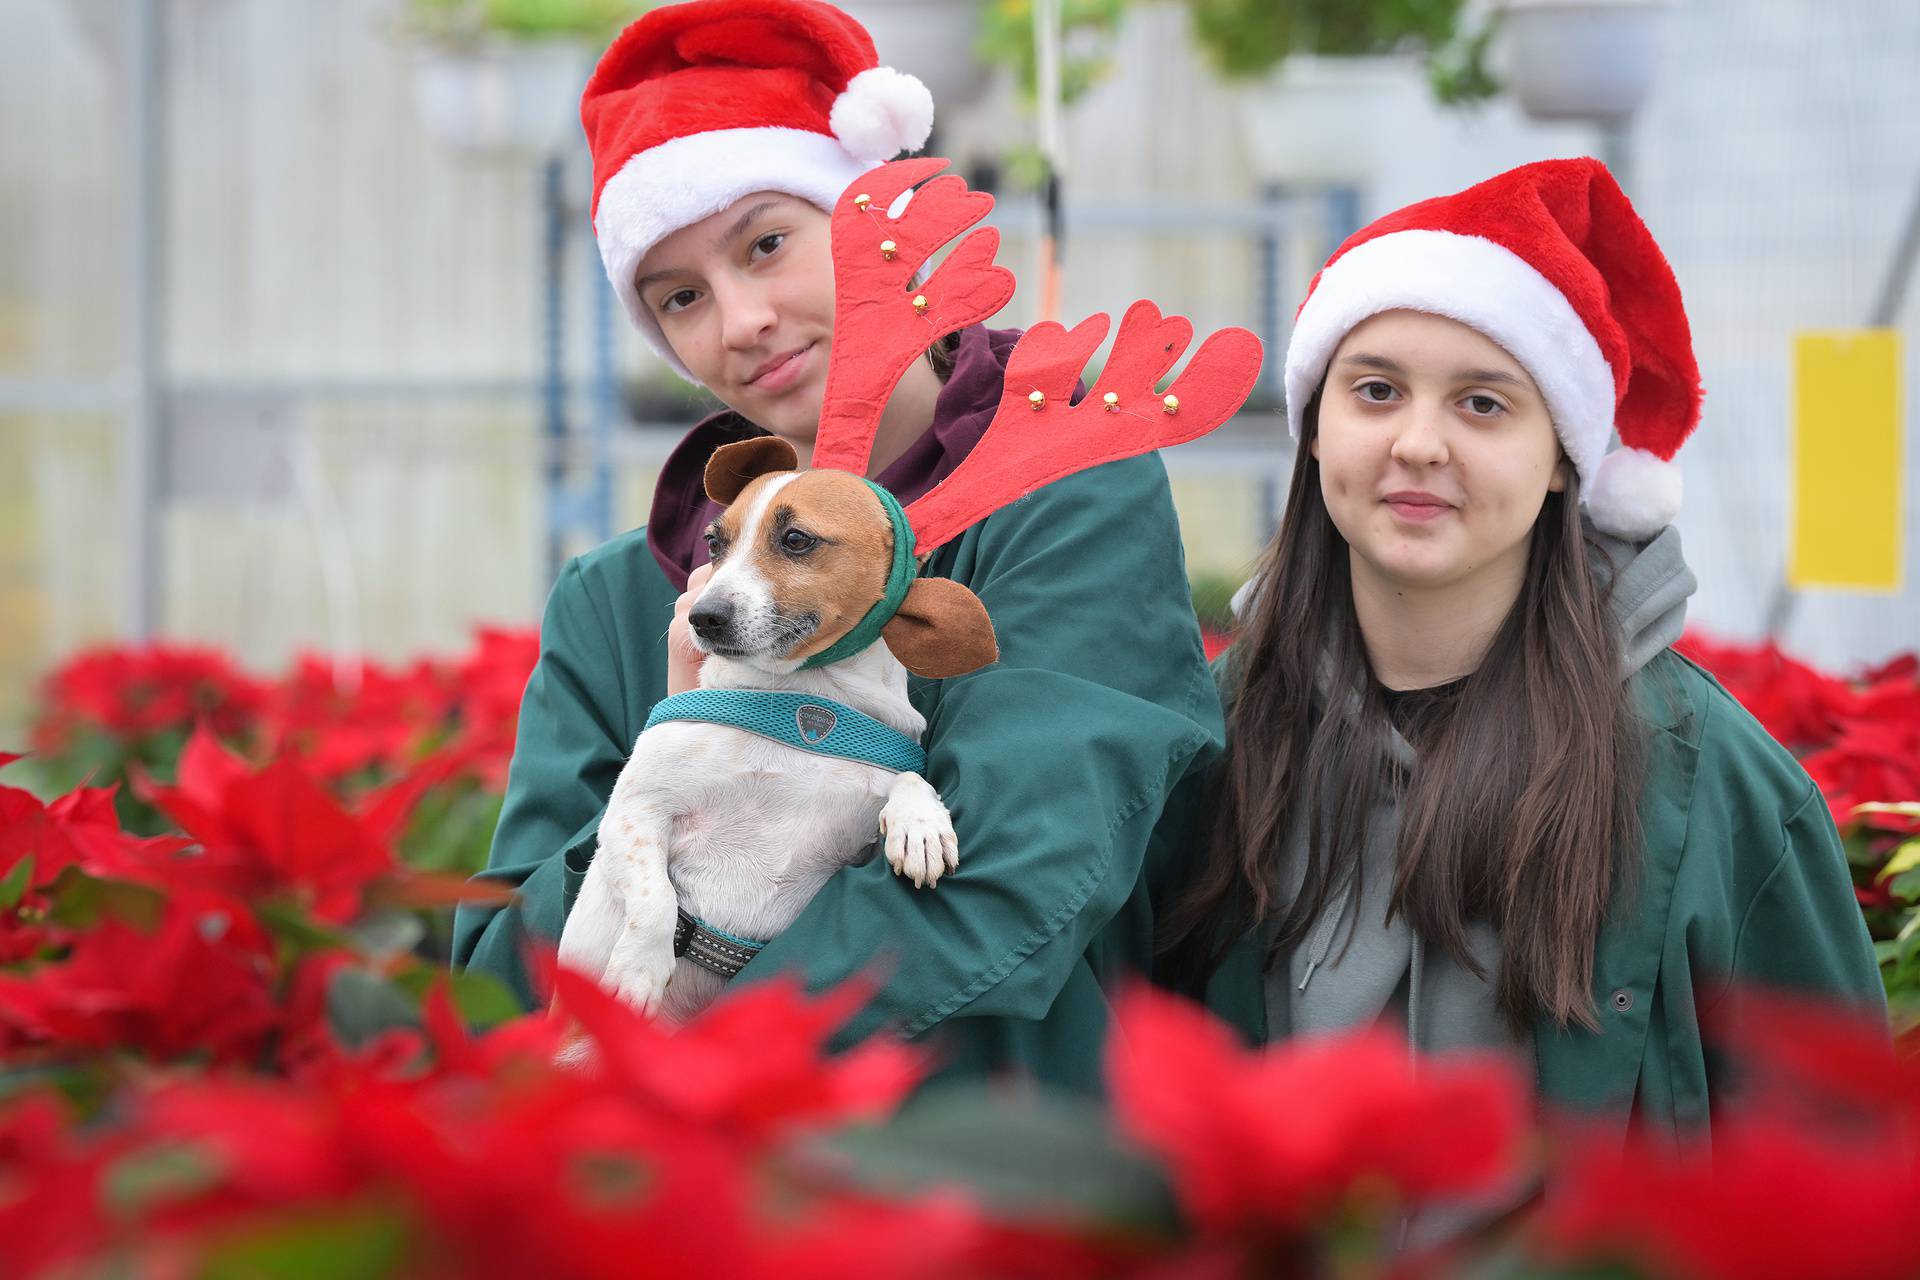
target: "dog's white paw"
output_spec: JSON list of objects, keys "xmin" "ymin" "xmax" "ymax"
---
[
  {"xmin": 879, "ymin": 788, "xmax": 959, "ymax": 889},
  {"xmin": 606, "ymin": 949, "xmax": 675, "ymax": 1017}
]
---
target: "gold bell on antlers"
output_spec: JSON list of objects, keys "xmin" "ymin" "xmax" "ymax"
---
[
  {"xmin": 853, "ymin": 192, "xmax": 872, "ymax": 209},
  {"xmin": 1028, "ymin": 390, "xmax": 1047, "ymax": 410},
  {"xmin": 1103, "ymin": 392, "xmax": 1120, "ymax": 413},
  {"xmin": 1163, "ymin": 394, "xmax": 1180, "ymax": 415},
  {"xmin": 912, "ymin": 294, "xmax": 929, "ymax": 313},
  {"xmin": 880, "ymin": 239, "xmax": 898, "ymax": 260}
]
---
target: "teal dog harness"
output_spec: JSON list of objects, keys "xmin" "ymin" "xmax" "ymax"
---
[
  {"xmin": 644, "ymin": 689, "xmax": 927, "ymax": 775},
  {"xmin": 646, "ymin": 687, "xmax": 922, "ymax": 980}
]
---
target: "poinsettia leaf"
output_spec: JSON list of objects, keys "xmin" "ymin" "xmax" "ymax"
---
[
  {"xmin": 363, "ymin": 869, "xmax": 515, "ymax": 910},
  {"xmin": 326, "ymin": 967, "xmax": 424, "ymax": 1050},
  {"xmin": 390, "ymin": 965, "xmax": 522, "ymax": 1032},
  {"xmin": 1876, "ymin": 838, "xmax": 1920, "ymax": 882},
  {"xmin": 1855, "ymin": 802, "xmax": 1920, "ymax": 818},
  {"xmin": 196, "ymin": 1199, "xmax": 414, "ymax": 1280},
  {"xmin": 43, "ymin": 866, "xmax": 167, "ymax": 931},
  {"xmin": 0, "ymin": 855, "xmax": 33, "ymax": 910},
  {"xmin": 104, "ymin": 1145, "xmax": 223, "ymax": 1216},
  {"xmin": 1890, "ymin": 867, "xmax": 1920, "ymax": 904},
  {"xmin": 822, "ymin": 1085, "xmax": 1181, "ymax": 1234},
  {"xmin": 254, "ymin": 900, "xmax": 357, "ymax": 957}
]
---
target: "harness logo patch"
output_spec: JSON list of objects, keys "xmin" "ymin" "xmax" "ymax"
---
[{"xmin": 796, "ymin": 704, "xmax": 837, "ymax": 745}]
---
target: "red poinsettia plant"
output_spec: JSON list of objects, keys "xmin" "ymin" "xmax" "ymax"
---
[{"xmin": 3, "ymin": 629, "xmax": 1917, "ymax": 1277}]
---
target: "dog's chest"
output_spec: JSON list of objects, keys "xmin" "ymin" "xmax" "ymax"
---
[{"xmin": 645, "ymin": 721, "xmax": 894, "ymax": 887}]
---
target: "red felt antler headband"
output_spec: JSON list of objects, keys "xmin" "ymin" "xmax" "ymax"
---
[{"xmin": 811, "ymin": 158, "xmax": 1266, "ymax": 553}]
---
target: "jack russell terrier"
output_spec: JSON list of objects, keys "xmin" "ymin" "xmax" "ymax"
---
[{"xmin": 556, "ymin": 434, "xmax": 996, "ymax": 1023}]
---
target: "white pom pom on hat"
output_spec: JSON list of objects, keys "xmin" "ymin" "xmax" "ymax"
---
[
  {"xmin": 581, "ymin": 0, "xmax": 935, "ymax": 376},
  {"xmin": 831, "ymin": 66, "xmax": 935, "ymax": 164},
  {"xmin": 1585, "ymin": 446, "xmax": 1683, "ymax": 540}
]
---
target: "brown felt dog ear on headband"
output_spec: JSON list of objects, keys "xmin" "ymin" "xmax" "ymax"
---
[
  {"xmin": 880, "ymin": 578, "xmax": 998, "ymax": 679},
  {"xmin": 704, "ymin": 436, "xmax": 800, "ymax": 506}
]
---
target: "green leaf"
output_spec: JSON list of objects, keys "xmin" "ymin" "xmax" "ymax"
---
[
  {"xmin": 1876, "ymin": 838, "xmax": 1920, "ymax": 882},
  {"xmin": 196, "ymin": 1199, "xmax": 414, "ymax": 1280},
  {"xmin": 821, "ymin": 1084, "xmax": 1180, "ymax": 1235},
  {"xmin": 1854, "ymin": 802, "xmax": 1920, "ymax": 819},
  {"xmin": 43, "ymin": 866, "xmax": 166, "ymax": 931},
  {"xmin": 1891, "ymin": 869, "xmax": 1920, "ymax": 905},
  {"xmin": 0, "ymin": 856, "xmax": 34, "ymax": 910},
  {"xmin": 391, "ymin": 964, "xmax": 523, "ymax": 1032},
  {"xmin": 255, "ymin": 901, "xmax": 356, "ymax": 958},
  {"xmin": 326, "ymin": 968, "xmax": 424, "ymax": 1050}
]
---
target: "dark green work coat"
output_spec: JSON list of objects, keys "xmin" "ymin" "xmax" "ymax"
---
[
  {"xmin": 452, "ymin": 454, "xmax": 1224, "ymax": 1094},
  {"xmin": 1198, "ymin": 649, "xmax": 1886, "ymax": 1141}
]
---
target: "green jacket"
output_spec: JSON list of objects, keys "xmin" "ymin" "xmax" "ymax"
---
[
  {"xmin": 1198, "ymin": 649, "xmax": 1886, "ymax": 1140},
  {"xmin": 452, "ymin": 454, "xmax": 1224, "ymax": 1093}
]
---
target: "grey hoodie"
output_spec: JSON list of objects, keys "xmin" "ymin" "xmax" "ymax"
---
[{"xmin": 1237, "ymin": 524, "xmax": 1697, "ymax": 1242}]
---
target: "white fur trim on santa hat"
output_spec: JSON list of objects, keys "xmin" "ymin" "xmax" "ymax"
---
[
  {"xmin": 1285, "ymin": 229, "xmax": 1619, "ymax": 489},
  {"xmin": 1584, "ymin": 446, "xmax": 1682, "ymax": 540},
  {"xmin": 594, "ymin": 127, "xmax": 873, "ymax": 379},
  {"xmin": 831, "ymin": 67, "xmax": 934, "ymax": 165}
]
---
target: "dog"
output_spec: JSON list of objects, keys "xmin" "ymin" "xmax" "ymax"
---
[{"xmin": 555, "ymin": 435, "xmax": 997, "ymax": 1024}]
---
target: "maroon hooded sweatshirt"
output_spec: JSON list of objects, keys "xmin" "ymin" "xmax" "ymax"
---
[{"xmin": 646, "ymin": 325, "xmax": 1022, "ymax": 591}]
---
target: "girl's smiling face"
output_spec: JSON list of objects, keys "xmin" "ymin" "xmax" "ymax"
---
[
  {"xmin": 1313, "ymin": 309, "xmax": 1569, "ymax": 596},
  {"xmin": 633, "ymin": 192, "xmax": 837, "ymax": 443}
]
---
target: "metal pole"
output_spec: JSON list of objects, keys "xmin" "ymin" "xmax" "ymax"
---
[
  {"xmin": 541, "ymin": 154, "xmax": 568, "ymax": 591},
  {"xmin": 126, "ymin": 0, "xmax": 166, "ymax": 639},
  {"xmin": 589, "ymin": 192, "xmax": 616, "ymax": 545}
]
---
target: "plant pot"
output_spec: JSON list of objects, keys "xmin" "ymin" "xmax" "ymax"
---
[
  {"xmin": 411, "ymin": 38, "xmax": 592, "ymax": 157},
  {"xmin": 1499, "ymin": 0, "xmax": 1669, "ymax": 124},
  {"xmin": 1238, "ymin": 55, "xmax": 1423, "ymax": 185},
  {"xmin": 836, "ymin": 0, "xmax": 994, "ymax": 113}
]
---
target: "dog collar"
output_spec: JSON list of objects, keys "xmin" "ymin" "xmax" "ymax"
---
[
  {"xmin": 798, "ymin": 478, "xmax": 918, "ymax": 670},
  {"xmin": 645, "ymin": 689, "xmax": 927, "ymax": 774},
  {"xmin": 674, "ymin": 908, "xmax": 766, "ymax": 979}
]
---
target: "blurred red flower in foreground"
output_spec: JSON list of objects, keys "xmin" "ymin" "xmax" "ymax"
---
[{"xmin": 1106, "ymin": 985, "xmax": 1526, "ymax": 1236}]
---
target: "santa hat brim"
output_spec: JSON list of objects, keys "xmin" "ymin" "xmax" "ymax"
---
[
  {"xmin": 594, "ymin": 127, "xmax": 872, "ymax": 380},
  {"xmin": 1284, "ymin": 229, "xmax": 1619, "ymax": 489}
]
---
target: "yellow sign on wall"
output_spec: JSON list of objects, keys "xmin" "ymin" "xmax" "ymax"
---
[{"xmin": 1790, "ymin": 330, "xmax": 1904, "ymax": 591}]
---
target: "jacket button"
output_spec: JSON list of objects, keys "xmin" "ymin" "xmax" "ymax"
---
[{"xmin": 1610, "ymin": 988, "xmax": 1634, "ymax": 1012}]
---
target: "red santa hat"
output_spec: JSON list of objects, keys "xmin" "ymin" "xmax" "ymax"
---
[
  {"xmin": 1284, "ymin": 158, "xmax": 1703, "ymax": 540},
  {"xmin": 581, "ymin": 0, "xmax": 934, "ymax": 378}
]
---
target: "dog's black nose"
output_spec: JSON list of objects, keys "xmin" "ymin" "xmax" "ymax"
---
[{"xmin": 687, "ymin": 597, "xmax": 735, "ymax": 637}]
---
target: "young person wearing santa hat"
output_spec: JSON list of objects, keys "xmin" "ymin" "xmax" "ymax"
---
[
  {"xmin": 452, "ymin": 0, "xmax": 1223, "ymax": 1092},
  {"xmin": 1156, "ymin": 160, "xmax": 1883, "ymax": 1158}
]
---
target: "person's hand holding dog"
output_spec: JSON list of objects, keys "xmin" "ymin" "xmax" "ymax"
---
[{"xmin": 667, "ymin": 562, "xmax": 713, "ymax": 696}]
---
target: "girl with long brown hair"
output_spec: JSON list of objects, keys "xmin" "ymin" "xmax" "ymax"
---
[{"xmin": 1159, "ymin": 161, "xmax": 1882, "ymax": 1145}]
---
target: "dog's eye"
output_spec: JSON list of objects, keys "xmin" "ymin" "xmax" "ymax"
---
[{"xmin": 781, "ymin": 529, "xmax": 818, "ymax": 554}]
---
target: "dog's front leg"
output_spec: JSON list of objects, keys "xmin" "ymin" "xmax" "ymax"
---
[
  {"xmin": 592, "ymin": 794, "xmax": 679, "ymax": 1014},
  {"xmin": 878, "ymin": 771, "xmax": 960, "ymax": 889}
]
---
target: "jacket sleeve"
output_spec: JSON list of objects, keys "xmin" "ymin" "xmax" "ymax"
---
[
  {"xmin": 1727, "ymin": 781, "xmax": 1887, "ymax": 1016},
  {"xmin": 727, "ymin": 455, "xmax": 1225, "ymax": 1044},
  {"xmin": 451, "ymin": 557, "xmax": 636, "ymax": 1009}
]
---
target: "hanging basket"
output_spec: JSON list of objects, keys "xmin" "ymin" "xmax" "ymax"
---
[
  {"xmin": 1500, "ymin": 0, "xmax": 1669, "ymax": 124},
  {"xmin": 836, "ymin": 0, "xmax": 994, "ymax": 114},
  {"xmin": 411, "ymin": 38, "xmax": 591, "ymax": 158}
]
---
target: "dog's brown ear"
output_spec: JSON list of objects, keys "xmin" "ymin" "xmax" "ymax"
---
[
  {"xmin": 880, "ymin": 578, "xmax": 998, "ymax": 679},
  {"xmin": 704, "ymin": 436, "xmax": 800, "ymax": 505}
]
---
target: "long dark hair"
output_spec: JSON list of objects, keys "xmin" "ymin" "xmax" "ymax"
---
[{"xmin": 1158, "ymin": 391, "xmax": 1646, "ymax": 1032}]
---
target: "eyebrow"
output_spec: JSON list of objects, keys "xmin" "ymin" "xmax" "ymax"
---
[
  {"xmin": 1334, "ymin": 352, "xmax": 1528, "ymax": 387},
  {"xmin": 632, "ymin": 199, "xmax": 786, "ymax": 297}
]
